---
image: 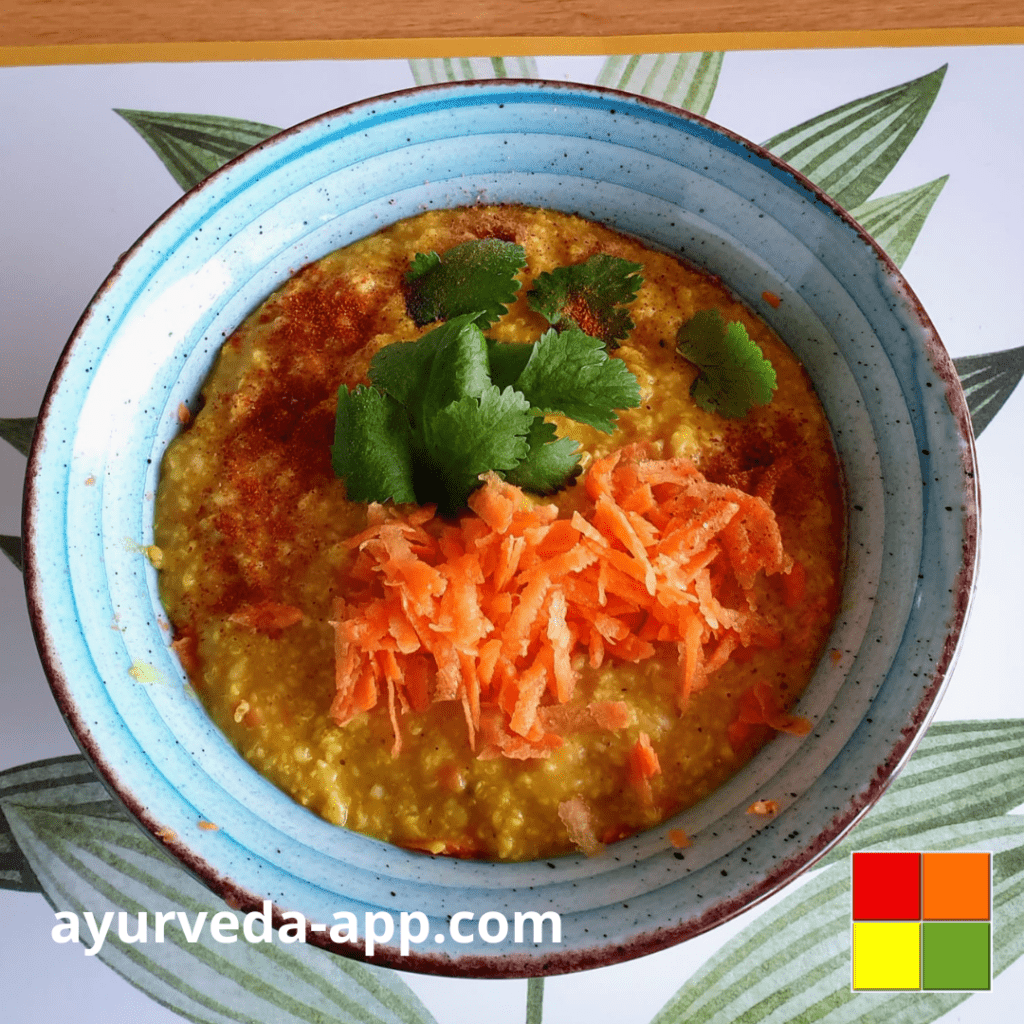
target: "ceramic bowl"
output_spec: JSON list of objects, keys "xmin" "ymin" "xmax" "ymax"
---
[{"xmin": 24, "ymin": 80, "xmax": 978, "ymax": 976}]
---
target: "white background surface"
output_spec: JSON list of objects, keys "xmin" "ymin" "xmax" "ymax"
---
[{"xmin": 2, "ymin": 45, "xmax": 1022, "ymax": 1022}]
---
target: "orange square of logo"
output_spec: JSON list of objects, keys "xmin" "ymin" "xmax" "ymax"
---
[{"xmin": 922, "ymin": 853, "xmax": 990, "ymax": 920}]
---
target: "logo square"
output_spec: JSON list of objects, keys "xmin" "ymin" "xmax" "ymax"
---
[
  {"xmin": 852, "ymin": 921, "xmax": 921, "ymax": 990},
  {"xmin": 922, "ymin": 852, "xmax": 990, "ymax": 921},
  {"xmin": 922, "ymin": 922, "xmax": 991, "ymax": 990},
  {"xmin": 852, "ymin": 851, "xmax": 921, "ymax": 921}
]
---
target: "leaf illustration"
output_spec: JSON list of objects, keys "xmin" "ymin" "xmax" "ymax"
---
[
  {"xmin": 1, "ymin": 808, "xmax": 41, "ymax": 892},
  {"xmin": 596, "ymin": 52, "xmax": 723, "ymax": 117},
  {"xmin": 408, "ymin": 56, "xmax": 538, "ymax": 85},
  {"xmin": 1, "ymin": 535, "xmax": 23, "ymax": 571},
  {"xmin": 0, "ymin": 756, "xmax": 115, "ymax": 812},
  {"xmin": 954, "ymin": 346, "xmax": 1024, "ymax": 437},
  {"xmin": 762, "ymin": 65, "xmax": 946, "ymax": 209},
  {"xmin": 650, "ymin": 815, "xmax": 1024, "ymax": 1024},
  {"xmin": 1, "ymin": 416, "xmax": 35, "ymax": 456},
  {"xmin": 115, "ymin": 110, "xmax": 282, "ymax": 192},
  {"xmin": 1, "ymin": 417, "xmax": 33, "ymax": 571},
  {"xmin": 849, "ymin": 175, "xmax": 948, "ymax": 268},
  {"xmin": 815, "ymin": 719, "xmax": 1024, "ymax": 869},
  {"xmin": 1, "ymin": 756, "xmax": 112, "ymax": 892},
  {"xmin": 526, "ymin": 977, "xmax": 545, "ymax": 1024},
  {"xmin": 1, "ymin": 756, "xmax": 437, "ymax": 1024}
]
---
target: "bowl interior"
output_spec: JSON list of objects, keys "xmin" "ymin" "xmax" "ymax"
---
[{"xmin": 25, "ymin": 80, "xmax": 978, "ymax": 976}]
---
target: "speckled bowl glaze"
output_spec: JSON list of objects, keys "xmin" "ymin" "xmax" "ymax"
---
[{"xmin": 25, "ymin": 80, "xmax": 978, "ymax": 977}]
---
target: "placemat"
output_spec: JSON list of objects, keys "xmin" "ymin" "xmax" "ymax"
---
[{"xmin": 2, "ymin": 40, "xmax": 1021, "ymax": 1024}]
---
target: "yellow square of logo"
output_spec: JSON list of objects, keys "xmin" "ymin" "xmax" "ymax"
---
[{"xmin": 852, "ymin": 921, "xmax": 921, "ymax": 990}]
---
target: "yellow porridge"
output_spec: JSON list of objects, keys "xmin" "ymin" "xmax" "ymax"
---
[{"xmin": 153, "ymin": 205, "xmax": 844, "ymax": 860}]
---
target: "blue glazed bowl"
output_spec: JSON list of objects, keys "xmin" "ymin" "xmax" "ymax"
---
[{"xmin": 24, "ymin": 80, "xmax": 978, "ymax": 976}]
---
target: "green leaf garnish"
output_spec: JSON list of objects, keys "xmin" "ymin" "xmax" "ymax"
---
[
  {"xmin": 420, "ymin": 315, "xmax": 493, "ymax": 423},
  {"xmin": 486, "ymin": 338, "xmax": 535, "ymax": 390},
  {"xmin": 331, "ymin": 385, "xmax": 417, "ymax": 504},
  {"xmin": 527, "ymin": 253, "xmax": 643, "ymax": 347},
  {"xmin": 503, "ymin": 418, "xmax": 582, "ymax": 494},
  {"xmin": 419, "ymin": 386, "xmax": 534, "ymax": 511},
  {"xmin": 335, "ymin": 247, "xmax": 644, "ymax": 513},
  {"xmin": 370, "ymin": 313, "xmax": 493, "ymax": 424},
  {"xmin": 366, "ymin": 318, "xmax": 449, "ymax": 410},
  {"xmin": 512, "ymin": 327, "xmax": 642, "ymax": 434},
  {"xmin": 334, "ymin": 324, "xmax": 637, "ymax": 512},
  {"xmin": 676, "ymin": 309, "xmax": 777, "ymax": 419},
  {"xmin": 404, "ymin": 239, "xmax": 526, "ymax": 328}
]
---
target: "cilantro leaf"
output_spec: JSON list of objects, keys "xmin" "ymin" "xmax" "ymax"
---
[
  {"xmin": 331, "ymin": 385, "xmax": 417, "ymax": 503},
  {"xmin": 368, "ymin": 321, "xmax": 446, "ymax": 407},
  {"xmin": 421, "ymin": 385, "xmax": 534, "ymax": 514},
  {"xmin": 369, "ymin": 313, "xmax": 488, "ymax": 426},
  {"xmin": 512, "ymin": 327, "xmax": 641, "ymax": 433},
  {"xmin": 404, "ymin": 239, "xmax": 527, "ymax": 328},
  {"xmin": 527, "ymin": 253, "xmax": 643, "ymax": 347},
  {"xmin": 676, "ymin": 309, "xmax": 777, "ymax": 418},
  {"xmin": 334, "ymin": 250, "xmax": 645, "ymax": 512},
  {"xmin": 504, "ymin": 417, "xmax": 582, "ymax": 494},
  {"xmin": 486, "ymin": 338, "xmax": 534, "ymax": 390},
  {"xmin": 422, "ymin": 316, "xmax": 491, "ymax": 421}
]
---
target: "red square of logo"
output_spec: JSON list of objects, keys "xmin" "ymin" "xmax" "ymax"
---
[{"xmin": 853, "ymin": 852, "xmax": 921, "ymax": 920}]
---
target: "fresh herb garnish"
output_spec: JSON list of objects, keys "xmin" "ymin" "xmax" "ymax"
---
[
  {"xmin": 404, "ymin": 239, "xmax": 527, "ymax": 328},
  {"xmin": 332, "ymin": 384, "xmax": 417, "ymax": 504},
  {"xmin": 675, "ymin": 309, "xmax": 777, "ymax": 419},
  {"xmin": 333, "ymin": 238, "xmax": 647, "ymax": 514},
  {"xmin": 527, "ymin": 253, "xmax": 643, "ymax": 348},
  {"xmin": 422, "ymin": 384, "xmax": 535, "ymax": 507},
  {"xmin": 371, "ymin": 314, "xmax": 491, "ymax": 421},
  {"xmin": 503, "ymin": 418, "xmax": 583, "ymax": 494},
  {"xmin": 486, "ymin": 338, "xmax": 534, "ymax": 390},
  {"xmin": 333, "ymin": 314, "xmax": 536, "ymax": 513},
  {"xmin": 512, "ymin": 327, "xmax": 641, "ymax": 434},
  {"xmin": 332, "ymin": 317, "xmax": 640, "ymax": 513}
]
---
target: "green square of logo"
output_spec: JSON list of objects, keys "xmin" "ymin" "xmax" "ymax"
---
[{"xmin": 922, "ymin": 922, "xmax": 990, "ymax": 991}]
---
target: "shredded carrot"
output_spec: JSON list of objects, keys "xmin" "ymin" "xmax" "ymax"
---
[
  {"xmin": 735, "ymin": 680, "xmax": 812, "ymax": 737},
  {"xmin": 588, "ymin": 701, "xmax": 631, "ymax": 730},
  {"xmin": 668, "ymin": 828, "xmax": 691, "ymax": 849},
  {"xmin": 557, "ymin": 796, "xmax": 604, "ymax": 857},
  {"xmin": 170, "ymin": 632, "xmax": 200, "ymax": 675},
  {"xmin": 467, "ymin": 471, "xmax": 521, "ymax": 533},
  {"xmin": 762, "ymin": 290, "xmax": 781, "ymax": 308},
  {"xmin": 632, "ymin": 732, "xmax": 661, "ymax": 776},
  {"xmin": 628, "ymin": 732, "xmax": 662, "ymax": 805},
  {"xmin": 329, "ymin": 448, "xmax": 797, "ymax": 761},
  {"xmin": 228, "ymin": 601, "xmax": 303, "ymax": 635}
]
